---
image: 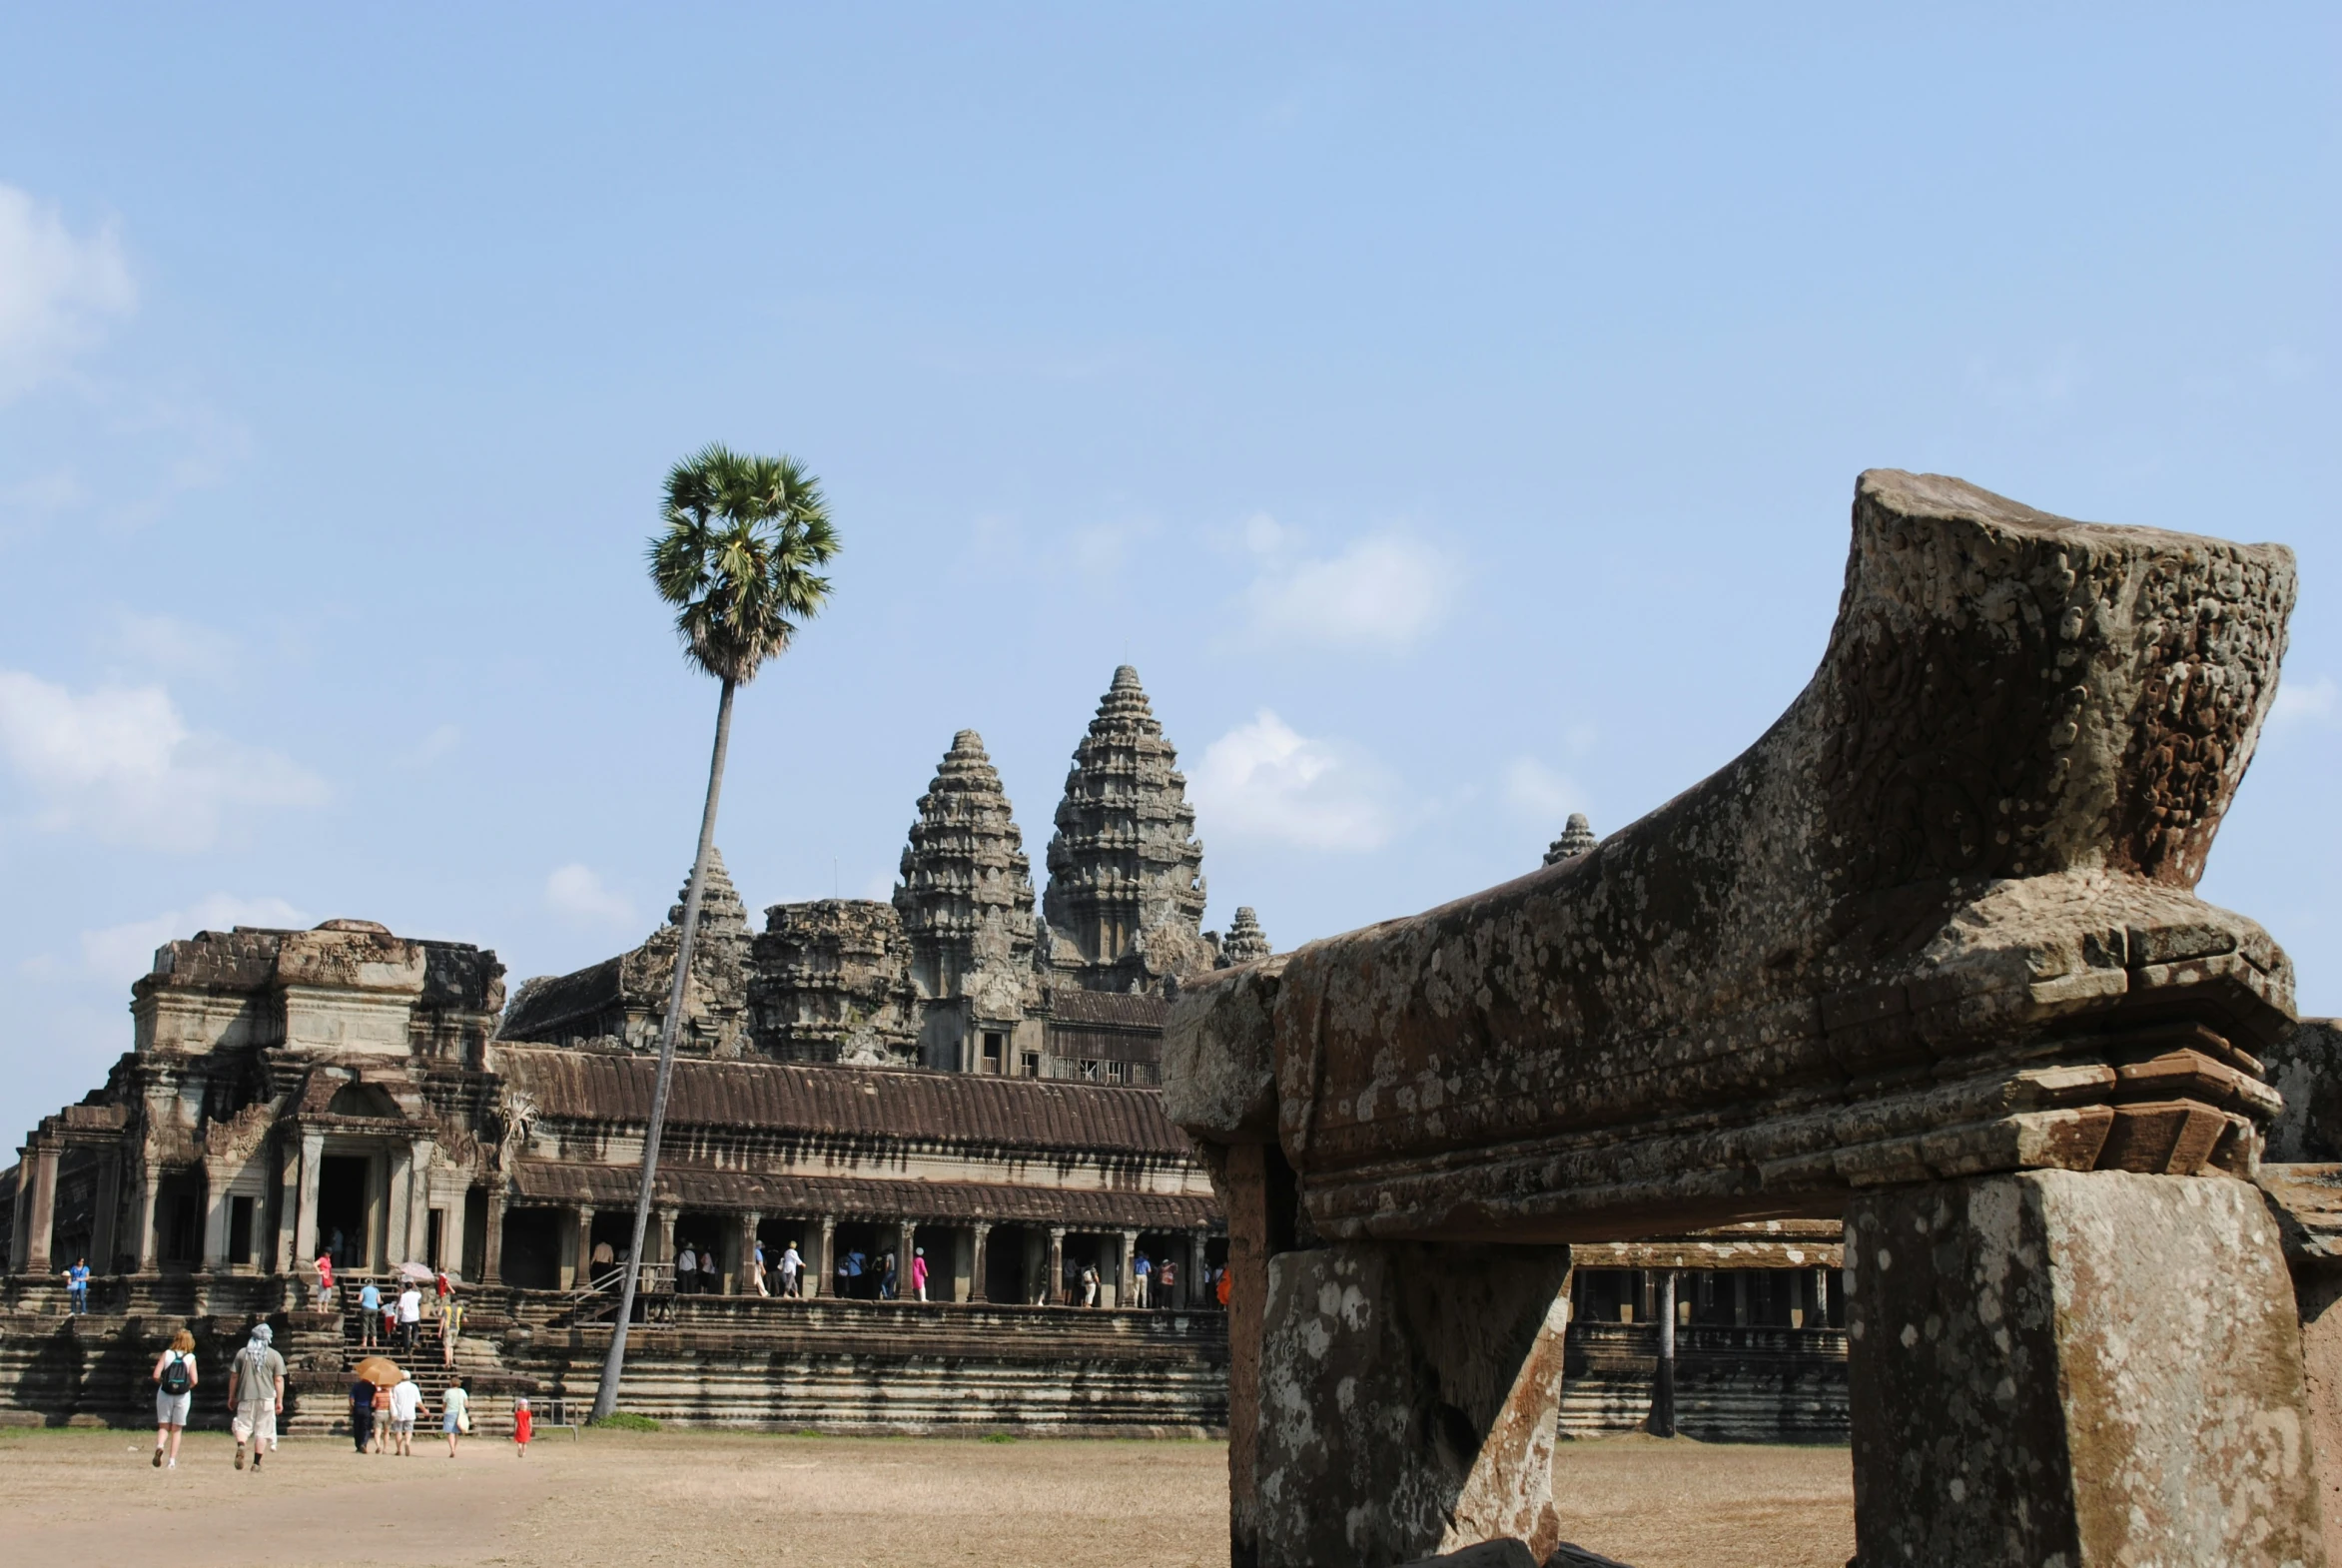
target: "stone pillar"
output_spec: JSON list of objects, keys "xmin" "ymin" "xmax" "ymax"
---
[
  {"xmin": 405, "ymin": 1139, "xmax": 434, "ymax": 1263},
  {"xmin": 291, "ymin": 1132, "xmax": 324, "ymax": 1272},
  {"xmin": 133, "ymin": 1158, "xmax": 161, "ymax": 1273},
  {"xmin": 1812, "ymin": 1264, "xmax": 1830, "ymax": 1327},
  {"xmin": 1731, "ymin": 1270, "xmax": 1749, "ymax": 1327},
  {"xmin": 386, "ymin": 1145, "xmax": 414, "ymax": 1270},
  {"xmin": 653, "ymin": 1205, "xmax": 678, "ymax": 1289},
  {"xmin": 896, "ymin": 1219, "xmax": 916, "ymax": 1298},
  {"xmin": 1650, "ymin": 1270, "xmax": 1677, "ymax": 1438},
  {"xmin": 19, "ymin": 1144, "xmax": 58, "ymax": 1273},
  {"xmin": 2294, "ymin": 1269, "xmax": 2342, "ymax": 1568},
  {"xmin": 1254, "ymin": 1242, "xmax": 1576, "ymax": 1566},
  {"xmin": 971, "ymin": 1221, "xmax": 992, "ymax": 1304},
  {"xmin": 1118, "ymin": 1227, "xmax": 1139, "ymax": 1309},
  {"xmin": 201, "ymin": 1165, "xmax": 231, "ymax": 1271},
  {"xmin": 573, "ymin": 1206, "xmax": 596, "ymax": 1289},
  {"xmin": 479, "ymin": 1188, "xmax": 506, "ymax": 1285},
  {"xmin": 815, "ymin": 1216, "xmax": 835, "ymax": 1299},
  {"xmin": 737, "ymin": 1211, "xmax": 761, "ymax": 1294},
  {"xmin": 1047, "ymin": 1226, "xmax": 1066, "ymax": 1306},
  {"xmin": 1188, "ymin": 1229, "xmax": 1208, "ymax": 1309},
  {"xmin": 1847, "ymin": 1171, "xmax": 2322, "ymax": 1567}
]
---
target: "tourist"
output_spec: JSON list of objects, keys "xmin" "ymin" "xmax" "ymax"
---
[
  {"xmin": 442, "ymin": 1295, "xmax": 465, "ymax": 1367},
  {"xmin": 880, "ymin": 1251, "xmax": 899, "ymax": 1300},
  {"xmin": 700, "ymin": 1246, "xmax": 721, "ymax": 1295},
  {"xmin": 676, "ymin": 1242, "xmax": 697, "ymax": 1295},
  {"xmin": 591, "ymin": 1238, "xmax": 616, "ymax": 1285},
  {"xmin": 751, "ymin": 1239, "xmax": 769, "ymax": 1296},
  {"xmin": 1158, "ymin": 1258, "xmax": 1176, "ymax": 1307},
  {"xmin": 839, "ymin": 1248, "xmax": 863, "ymax": 1297},
  {"xmin": 226, "ymin": 1322, "xmax": 285, "ymax": 1472},
  {"xmin": 910, "ymin": 1247, "xmax": 929, "ymax": 1302},
  {"xmin": 441, "ymin": 1375, "xmax": 471, "ymax": 1457},
  {"xmin": 396, "ymin": 1280, "xmax": 424, "ymax": 1352},
  {"xmin": 152, "ymin": 1327, "xmax": 197, "ymax": 1468},
  {"xmin": 348, "ymin": 1373, "xmax": 375, "ymax": 1455},
  {"xmin": 388, "ymin": 1371, "xmax": 422, "ymax": 1457},
  {"xmin": 512, "ymin": 1395, "xmax": 533, "ymax": 1457},
  {"xmin": 382, "ymin": 1298, "xmax": 398, "ymax": 1346},
  {"xmin": 780, "ymin": 1240, "xmax": 803, "ymax": 1298},
  {"xmin": 371, "ymin": 1379, "xmax": 391, "ymax": 1453},
  {"xmin": 1080, "ymin": 1261, "xmax": 1099, "ymax": 1308},
  {"xmin": 65, "ymin": 1255, "xmax": 91, "ymax": 1315},
  {"xmin": 314, "ymin": 1248, "xmax": 335, "ymax": 1309},
  {"xmin": 357, "ymin": 1278, "xmax": 382, "ymax": 1346},
  {"xmin": 1133, "ymin": 1252, "xmax": 1152, "ymax": 1308},
  {"xmin": 1214, "ymin": 1267, "xmax": 1230, "ymax": 1308}
]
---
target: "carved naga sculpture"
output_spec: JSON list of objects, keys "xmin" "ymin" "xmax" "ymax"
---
[{"xmin": 1168, "ymin": 472, "xmax": 2317, "ymax": 1568}]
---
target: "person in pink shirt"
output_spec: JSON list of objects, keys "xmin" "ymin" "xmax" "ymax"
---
[
  {"xmin": 910, "ymin": 1247, "xmax": 929, "ymax": 1302},
  {"xmin": 314, "ymin": 1251, "xmax": 335, "ymax": 1308}
]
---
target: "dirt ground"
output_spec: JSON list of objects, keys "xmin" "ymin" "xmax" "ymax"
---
[{"xmin": 0, "ymin": 1426, "xmax": 1852, "ymax": 1568}]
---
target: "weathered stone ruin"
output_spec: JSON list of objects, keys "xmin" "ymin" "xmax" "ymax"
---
[{"xmin": 1167, "ymin": 470, "xmax": 2327, "ymax": 1566}]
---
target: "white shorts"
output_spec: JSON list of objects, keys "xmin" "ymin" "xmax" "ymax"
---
[
  {"xmin": 155, "ymin": 1390, "xmax": 191, "ymax": 1427},
  {"xmin": 231, "ymin": 1407, "xmax": 278, "ymax": 1447}
]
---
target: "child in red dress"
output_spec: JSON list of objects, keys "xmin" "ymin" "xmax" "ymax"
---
[{"xmin": 512, "ymin": 1396, "xmax": 532, "ymax": 1457}]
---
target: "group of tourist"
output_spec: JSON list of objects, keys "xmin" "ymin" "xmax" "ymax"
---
[
  {"xmin": 322, "ymin": 1258, "xmax": 464, "ymax": 1366},
  {"xmin": 345, "ymin": 1372, "xmax": 518, "ymax": 1457},
  {"xmin": 564, "ymin": 1233, "xmax": 1237, "ymax": 1308}
]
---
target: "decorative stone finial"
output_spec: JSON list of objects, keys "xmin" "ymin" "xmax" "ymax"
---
[
  {"xmin": 1544, "ymin": 813, "xmax": 1597, "ymax": 866},
  {"xmin": 668, "ymin": 846, "xmax": 750, "ymax": 934},
  {"xmin": 1217, "ymin": 907, "xmax": 1272, "ymax": 968}
]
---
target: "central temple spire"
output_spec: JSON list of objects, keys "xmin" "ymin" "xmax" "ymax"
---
[{"xmin": 1042, "ymin": 665, "xmax": 1208, "ymax": 992}]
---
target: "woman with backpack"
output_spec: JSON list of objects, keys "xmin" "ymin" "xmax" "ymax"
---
[{"xmin": 151, "ymin": 1327, "xmax": 198, "ymax": 1468}]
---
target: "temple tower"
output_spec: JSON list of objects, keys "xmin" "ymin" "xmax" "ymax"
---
[
  {"xmin": 1216, "ymin": 906, "xmax": 1272, "ymax": 968},
  {"xmin": 895, "ymin": 730, "xmax": 1037, "ymax": 996},
  {"xmin": 895, "ymin": 730, "xmax": 1041, "ymax": 1071},
  {"xmin": 1544, "ymin": 811, "xmax": 1597, "ymax": 866},
  {"xmin": 1043, "ymin": 666, "xmax": 1208, "ymax": 993}
]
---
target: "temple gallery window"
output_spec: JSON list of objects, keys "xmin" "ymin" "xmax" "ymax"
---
[{"xmin": 982, "ymin": 1033, "xmax": 1005, "ymax": 1073}]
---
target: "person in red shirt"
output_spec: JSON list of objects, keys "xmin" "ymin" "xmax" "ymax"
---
[
  {"xmin": 512, "ymin": 1396, "xmax": 532, "ymax": 1457},
  {"xmin": 315, "ymin": 1251, "xmax": 335, "ymax": 1309}
]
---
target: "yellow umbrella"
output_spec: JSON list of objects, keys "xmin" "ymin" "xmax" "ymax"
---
[{"xmin": 353, "ymin": 1356, "xmax": 405, "ymax": 1387}]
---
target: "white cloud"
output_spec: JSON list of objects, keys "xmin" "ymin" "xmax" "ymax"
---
[
  {"xmin": 1189, "ymin": 709, "xmax": 1398, "ymax": 852},
  {"xmin": 399, "ymin": 723, "xmax": 462, "ymax": 768},
  {"xmin": 1502, "ymin": 758, "xmax": 1584, "ymax": 822},
  {"xmin": 80, "ymin": 894, "xmax": 309, "ymax": 987},
  {"xmin": 2270, "ymin": 674, "xmax": 2338, "ymax": 732},
  {"xmin": 546, "ymin": 864, "xmax": 636, "ymax": 928},
  {"xmin": 0, "ymin": 185, "xmax": 136, "ymax": 400},
  {"xmin": 0, "ymin": 670, "xmax": 328, "ymax": 849},
  {"xmin": 1242, "ymin": 529, "xmax": 1463, "ymax": 653}
]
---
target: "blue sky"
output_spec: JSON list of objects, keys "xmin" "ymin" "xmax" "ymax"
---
[{"xmin": 1, "ymin": 8, "xmax": 2336, "ymax": 1148}]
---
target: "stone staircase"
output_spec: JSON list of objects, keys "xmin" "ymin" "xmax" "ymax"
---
[{"xmin": 281, "ymin": 1277, "xmax": 535, "ymax": 1437}]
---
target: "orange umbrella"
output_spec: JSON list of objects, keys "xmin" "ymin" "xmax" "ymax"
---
[{"xmin": 353, "ymin": 1356, "xmax": 405, "ymax": 1387}]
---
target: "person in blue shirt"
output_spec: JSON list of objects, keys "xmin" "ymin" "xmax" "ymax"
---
[
  {"xmin": 1134, "ymin": 1252, "xmax": 1153, "ymax": 1308},
  {"xmin": 358, "ymin": 1280, "xmax": 383, "ymax": 1347},
  {"xmin": 65, "ymin": 1257, "xmax": 91, "ymax": 1315}
]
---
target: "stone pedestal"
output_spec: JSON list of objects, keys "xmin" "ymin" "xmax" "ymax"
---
[
  {"xmin": 1847, "ymin": 1171, "xmax": 2323, "ymax": 1567},
  {"xmin": 1254, "ymin": 1241, "xmax": 1574, "ymax": 1568}
]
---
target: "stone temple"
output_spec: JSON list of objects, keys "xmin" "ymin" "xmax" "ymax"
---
[{"xmin": 0, "ymin": 657, "xmax": 1891, "ymax": 1447}]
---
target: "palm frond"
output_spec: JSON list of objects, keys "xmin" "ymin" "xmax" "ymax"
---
[{"xmin": 646, "ymin": 444, "xmax": 839, "ymax": 684}]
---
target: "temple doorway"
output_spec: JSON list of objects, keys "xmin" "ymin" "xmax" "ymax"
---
[
  {"xmin": 985, "ymin": 1223, "xmax": 1039, "ymax": 1303},
  {"xmin": 317, "ymin": 1155, "xmax": 372, "ymax": 1270},
  {"xmin": 831, "ymin": 1220, "xmax": 884, "ymax": 1297},
  {"xmin": 1137, "ymin": 1230, "xmax": 1186, "ymax": 1307},
  {"xmin": 500, "ymin": 1207, "xmax": 561, "ymax": 1290}
]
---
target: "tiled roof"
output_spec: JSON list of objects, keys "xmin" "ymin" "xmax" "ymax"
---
[
  {"xmin": 492, "ymin": 1047, "xmax": 1191, "ymax": 1155},
  {"xmin": 1047, "ymin": 990, "xmax": 1171, "ymax": 1030}
]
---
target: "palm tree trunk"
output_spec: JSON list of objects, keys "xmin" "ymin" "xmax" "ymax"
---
[{"xmin": 591, "ymin": 675, "xmax": 737, "ymax": 1421}]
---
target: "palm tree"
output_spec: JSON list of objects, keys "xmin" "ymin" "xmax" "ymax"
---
[{"xmin": 591, "ymin": 444, "xmax": 837, "ymax": 1420}]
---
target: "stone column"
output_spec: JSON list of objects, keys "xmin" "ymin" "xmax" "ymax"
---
[
  {"xmin": 1047, "ymin": 1226, "xmax": 1066, "ymax": 1306},
  {"xmin": 653, "ymin": 1205, "xmax": 678, "ymax": 1290},
  {"xmin": 970, "ymin": 1221, "xmax": 992, "ymax": 1304},
  {"xmin": 1731, "ymin": 1270, "xmax": 1749, "ymax": 1327},
  {"xmin": 1118, "ymin": 1226, "xmax": 1139, "ymax": 1309},
  {"xmin": 1812, "ymin": 1265, "xmax": 1831, "ymax": 1327},
  {"xmin": 573, "ymin": 1206, "xmax": 596, "ymax": 1289},
  {"xmin": 1254, "ymin": 1243, "xmax": 1576, "ymax": 1566},
  {"xmin": 291, "ymin": 1133, "xmax": 325, "ymax": 1273},
  {"xmin": 131, "ymin": 1157, "xmax": 162, "ymax": 1273},
  {"xmin": 386, "ymin": 1144, "xmax": 414, "ymax": 1270},
  {"xmin": 479, "ymin": 1188, "xmax": 506, "ymax": 1285},
  {"xmin": 737, "ymin": 1211, "xmax": 761, "ymax": 1294},
  {"xmin": 201, "ymin": 1165, "xmax": 231, "ymax": 1271},
  {"xmin": 272, "ymin": 1141, "xmax": 299, "ymax": 1273},
  {"xmin": 14, "ymin": 1144, "xmax": 59, "ymax": 1273},
  {"xmin": 1847, "ymin": 1171, "xmax": 2322, "ymax": 1566},
  {"xmin": 1650, "ymin": 1270, "xmax": 1677, "ymax": 1438},
  {"xmin": 405, "ymin": 1139, "xmax": 434, "ymax": 1263},
  {"xmin": 1188, "ymin": 1229, "xmax": 1207, "ymax": 1309},
  {"xmin": 896, "ymin": 1219, "xmax": 916, "ymax": 1299},
  {"xmin": 814, "ymin": 1216, "xmax": 835, "ymax": 1299}
]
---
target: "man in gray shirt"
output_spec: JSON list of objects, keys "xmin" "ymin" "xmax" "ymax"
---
[{"xmin": 226, "ymin": 1322, "xmax": 286, "ymax": 1472}]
